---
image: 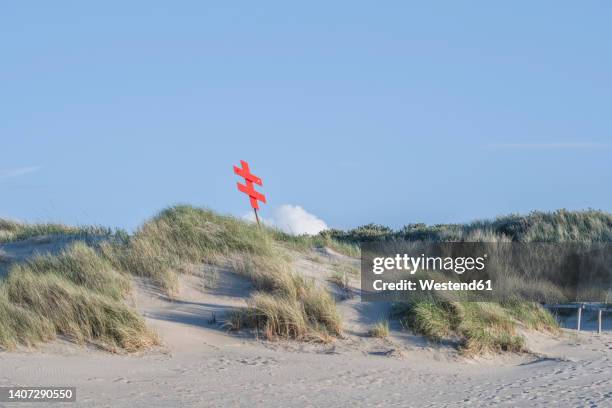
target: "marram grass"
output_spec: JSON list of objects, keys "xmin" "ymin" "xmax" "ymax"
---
[
  {"xmin": 1, "ymin": 205, "xmax": 348, "ymax": 350},
  {"xmin": 0, "ymin": 243, "xmax": 157, "ymax": 352},
  {"xmin": 369, "ymin": 320, "xmax": 390, "ymax": 338},
  {"xmin": 2, "ymin": 205, "xmax": 581, "ymax": 354},
  {"xmin": 397, "ymin": 298, "xmax": 558, "ymax": 355}
]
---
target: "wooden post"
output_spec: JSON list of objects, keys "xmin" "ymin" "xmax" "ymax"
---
[
  {"xmin": 253, "ymin": 208, "xmax": 261, "ymax": 227},
  {"xmin": 598, "ymin": 309, "xmax": 602, "ymax": 334},
  {"xmin": 577, "ymin": 307, "xmax": 582, "ymax": 331}
]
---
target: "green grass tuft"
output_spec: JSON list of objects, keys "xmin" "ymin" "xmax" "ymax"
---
[
  {"xmin": 229, "ymin": 252, "xmax": 342, "ymax": 340},
  {"xmin": 369, "ymin": 320, "xmax": 390, "ymax": 338},
  {"xmin": 397, "ymin": 297, "xmax": 558, "ymax": 355}
]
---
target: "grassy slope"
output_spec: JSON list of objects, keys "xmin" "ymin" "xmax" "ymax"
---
[
  {"xmin": 102, "ymin": 205, "xmax": 342, "ymax": 340},
  {"xmin": 0, "ymin": 219, "xmax": 116, "ymax": 244},
  {"xmin": 0, "ymin": 205, "xmax": 346, "ymax": 350},
  {"xmin": 395, "ymin": 296, "xmax": 558, "ymax": 355},
  {"xmin": 335, "ymin": 209, "xmax": 611, "ymax": 354},
  {"xmin": 0, "ymin": 243, "xmax": 157, "ymax": 351},
  {"xmin": 1, "ymin": 208, "xmax": 607, "ymax": 354},
  {"xmin": 327, "ymin": 209, "xmax": 612, "ymax": 243}
]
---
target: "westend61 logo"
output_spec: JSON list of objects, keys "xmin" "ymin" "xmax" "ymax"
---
[{"xmin": 372, "ymin": 254, "xmax": 488, "ymax": 275}]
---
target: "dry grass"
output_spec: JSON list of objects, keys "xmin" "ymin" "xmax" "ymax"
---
[
  {"xmin": 231, "ymin": 289, "xmax": 341, "ymax": 341},
  {"xmin": 242, "ymin": 293, "xmax": 309, "ymax": 339},
  {"xmin": 231, "ymin": 253, "xmax": 297, "ymax": 297},
  {"xmin": 0, "ymin": 243, "xmax": 157, "ymax": 352},
  {"xmin": 369, "ymin": 320, "xmax": 390, "ymax": 338},
  {"xmin": 11, "ymin": 242, "xmax": 131, "ymax": 300},
  {"xmin": 0, "ymin": 293, "xmax": 55, "ymax": 349},
  {"xmin": 328, "ymin": 270, "xmax": 351, "ymax": 291},
  {"xmin": 229, "ymin": 252, "xmax": 342, "ymax": 340}
]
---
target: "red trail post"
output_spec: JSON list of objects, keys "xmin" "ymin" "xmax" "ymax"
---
[{"xmin": 233, "ymin": 160, "xmax": 266, "ymax": 226}]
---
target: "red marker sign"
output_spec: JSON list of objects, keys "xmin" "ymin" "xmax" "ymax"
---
[{"xmin": 233, "ymin": 160, "xmax": 266, "ymax": 225}]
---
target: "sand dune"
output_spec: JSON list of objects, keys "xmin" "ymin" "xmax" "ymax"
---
[{"xmin": 0, "ymin": 240, "xmax": 610, "ymax": 407}]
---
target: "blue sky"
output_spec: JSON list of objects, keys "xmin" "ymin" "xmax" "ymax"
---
[{"xmin": 1, "ymin": 1, "xmax": 610, "ymax": 231}]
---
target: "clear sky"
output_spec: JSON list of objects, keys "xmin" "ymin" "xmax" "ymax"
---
[{"xmin": 1, "ymin": 2, "xmax": 610, "ymax": 231}]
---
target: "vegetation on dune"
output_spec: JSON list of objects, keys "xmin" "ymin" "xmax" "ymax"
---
[
  {"xmin": 2, "ymin": 206, "xmax": 607, "ymax": 354},
  {"xmin": 368, "ymin": 320, "xmax": 390, "ymax": 338},
  {"xmin": 100, "ymin": 205, "xmax": 344, "ymax": 341},
  {"xmin": 230, "ymin": 282, "xmax": 342, "ymax": 341},
  {"xmin": 0, "ymin": 205, "xmax": 349, "ymax": 350},
  {"xmin": 231, "ymin": 253, "xmax": 297, "ymax": 297},
  {"xmin": 327, "ymin": 262, "xmax": 358, "ymax": 299},
  {"xmin": 390, "ymin": 266, "xmax": 564, "ymax": 355},
  {"xmin": 328, "ymin": 270, "xmax": 351, "ymax": 292},
  {"xmin": 272, "ymin": 229, "xmax": 360, "ymax": 258},
  {"xmin": 0, "ymin": 243, "xmax": 157, "ymax": 351},
  {"xmin": 11, "ymin": 242, "xmax": 131, "ymax": 300},
  {"xmin": 0, "ymin": 294, "xmax": 55, "ymax": 349},
  {"xmin": 326, "ymin": 209, "xmax": 612, "ymax": 243},
  {"xmin": 396, "ymin": 292, "xmax": 559, "ymax": 355},
  {"xmin": 225, "ymin": 250, "xmax": 343, "ymax": 339},
  {"xmin": 330, "ymin": 209, "xmax": 610, "ymax": 354},
  {"xmin": 0, "ymin": 219, "xmax": 115, "ymax": 244},
  {"xmin": 100, "ymin": 205, "xmax": 278, "ymax": 293}
]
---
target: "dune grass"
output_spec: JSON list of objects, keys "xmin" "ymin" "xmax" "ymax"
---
[
  {"xmin": 100, "ymin": 205, "xmax": 276, "ymax": 294},
  {"xmin": 10, "ymin": 242, "xmax": 131, "ymax": 300},
  {"xmin": 0, "ymin": 243, "xmax": 157, "ymax": 351},
  {"xmin": 99, "ymin": 205, "xmax": 344, "ymax": 341},
  {"xmin": 369, "ymin": 320, "xmax": 390, "ymax": 338},
  {"xmin": 1, "ymin": 205, "xmax": 348, "ymax": 349},
  {"xmin": 327, "ymin": 262, "xmax": 358, "ymax": 299},
  {"xmin": 325, "ymin": 209, "xmax": 612, "ymax": 244},
  {"xmin": 503, "ymin": 300, "xmax": 559, "ymax": 331},
  {"xmin": 332, "ymin": 210, "xmax": 608, "ymax": 355},
  {"xmin": 397, "ymin": 297, "xmax": 558, "ymax": 355},
  {"xmin": 0, "ymin": 293, "xmax": 55, "ymax": 349},
  {"xmin": 228, "ymin": 253, "xmax": 342, "ymax": 340},
  {"xmin": 229, "ymin": 287, "xmax": 342, "ymax": 341},
  {"xmin": 0, "ymin": 219, "xmax": 114, "ymax": 243},
  {"xmin": 328, "ymin": 270, "xmax": 351, "ymax": 291},
  {"xmin": 3, "ymin": 205, "xmax": 596, "ymax": 354},
  {"xmin": 389, "ymin": 270, "xmax": 559, "ymax": 355},
  {"xmin": 271, "ymin": 229, "xmax": 360, "ymax": 258}
]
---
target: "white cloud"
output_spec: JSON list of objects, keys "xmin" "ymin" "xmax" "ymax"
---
[
  {"xmin": 243, "ymin": 204, "xmax": 328, "ymax": 235},
  {"xmin": 0, "ymin": 166, "xmax": 40, "ymax": 179}
]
